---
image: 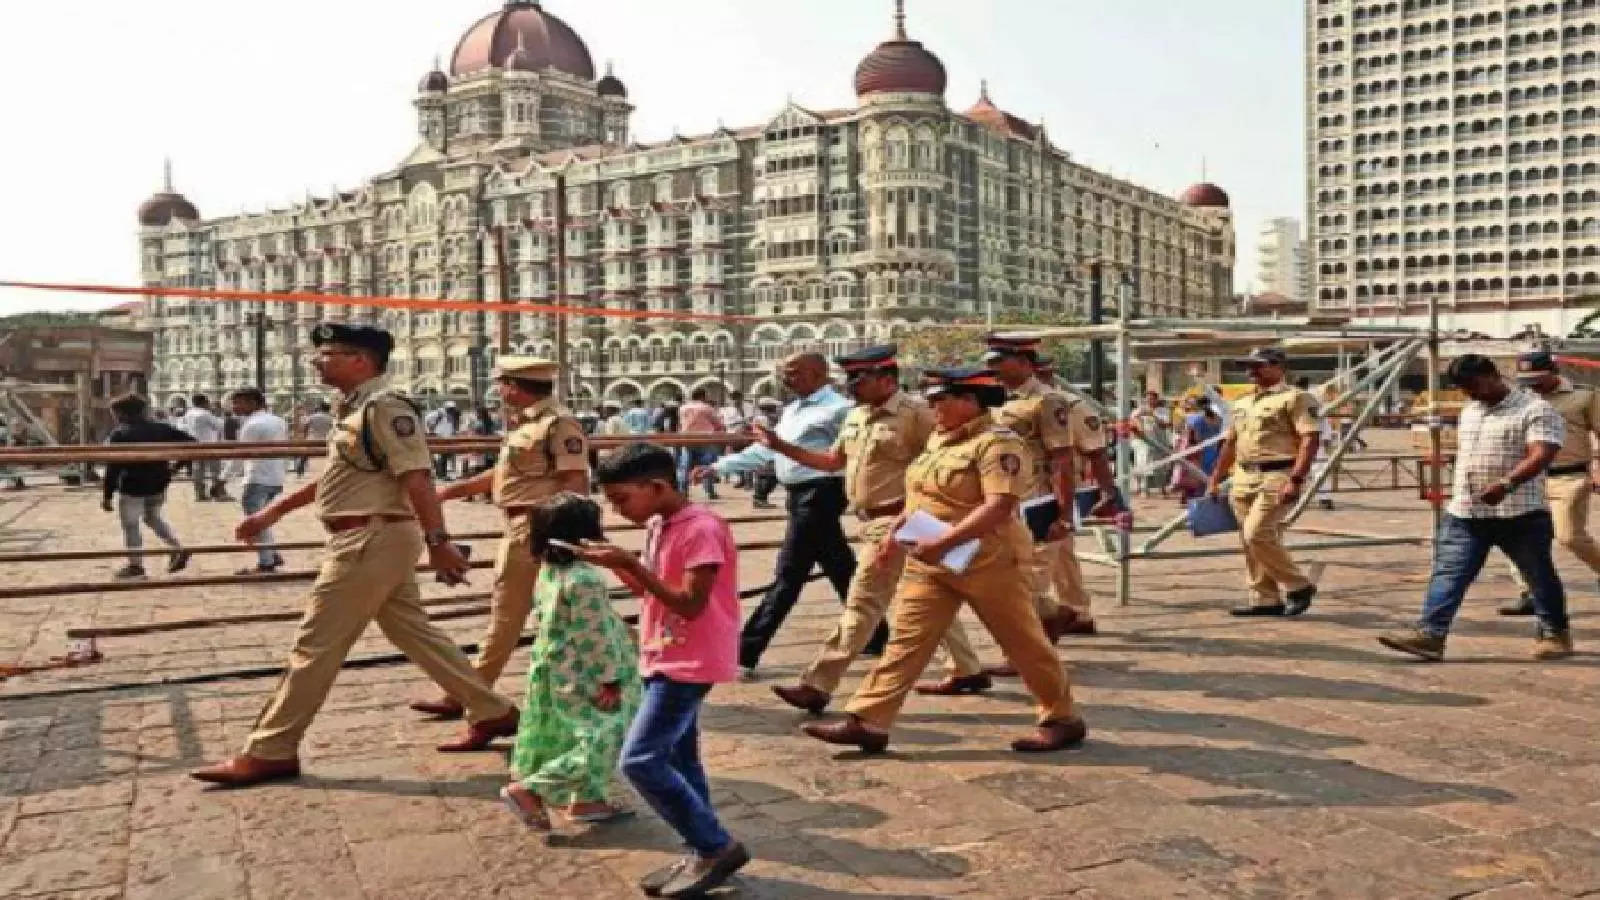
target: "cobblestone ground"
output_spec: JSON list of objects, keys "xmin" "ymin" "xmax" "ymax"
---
[{"xmin": 1, "ymin": 439, "xmax": 1598, "ymax": 898}]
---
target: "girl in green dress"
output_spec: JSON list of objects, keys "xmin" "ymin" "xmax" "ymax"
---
[{"xmin": 501, "ymin": 492, "xmax": 641, "ymax": 830}]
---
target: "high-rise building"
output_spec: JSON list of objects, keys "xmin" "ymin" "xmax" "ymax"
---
[
  {"xmin": 1307, "ymin": 0, "xmax": 1600, "ymax": 336},
  {"xmin": 1255, "ymin": 216, "xmax": 1310, "ymax": 301},
  {"xmin": 139, "ymin": 1, "xmax": 1236, "ymax": 409}
]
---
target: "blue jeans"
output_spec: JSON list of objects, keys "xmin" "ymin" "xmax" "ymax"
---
[
  {"xmin": 677, "ymin": 448, "xmax": 720, "ymax": 499},
  {"xmin": 241, "ymin": 482, "xmax": 283, "ymax": 567},
  {"xmin": 1420, "ymin": 511, "xmax": 1569, "ymax": 638},
  {"xmin": 619, "ymin": 676, "xmax": 730, "ymax": 856}
]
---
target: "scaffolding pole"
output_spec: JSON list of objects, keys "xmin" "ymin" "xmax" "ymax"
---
[{"xmin": 1114, "ymin": 277, "xmax": 1133, "ymax": 607}]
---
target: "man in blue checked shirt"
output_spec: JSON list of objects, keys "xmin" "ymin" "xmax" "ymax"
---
[{"xmin": 694, "ymin": 352, "xmax": 889, "ymax": 675}]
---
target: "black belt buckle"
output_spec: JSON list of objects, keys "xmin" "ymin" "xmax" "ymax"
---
[{"xmin": 1245, "ymin": 460, "xmax": 1293, "ymax": 473}]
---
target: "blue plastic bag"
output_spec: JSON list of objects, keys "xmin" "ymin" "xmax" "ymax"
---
[{"xmin": 1187, "ymin": 495, "xmax": 1239, "ymax": 537}]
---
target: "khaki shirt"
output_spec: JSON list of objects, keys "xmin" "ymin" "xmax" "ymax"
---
[
  {"xmin": 317, "ymin": 377, "xmax": 432, "ymax": 519},
  {"xmin": 1542, "ymin": 378, "xmax": 1600, "ymax": 468},
  {"xmin": 1227, "ymin": 382, "xmax": 1318, "ymax": 466},
  {"xmin": 904, "ymin": 412, "xmax": 1032, "ymax": 573},
  {"xmin": 492, "ymin": 397, "xmax": 589, "ymax": 508},
  {"xmin": 997, "ymin": 377, "xmax": 1104, "ymax": 497},
  {"xmin": 831, "ymin": 390, "xmax": 934, "ymax": 514}
]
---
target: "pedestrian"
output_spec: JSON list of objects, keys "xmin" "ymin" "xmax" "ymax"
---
[
  {"xmin": 1171, "ymin": 395, "xmax": 1223, "ymax": 502},
  {"xmin": 425, "ymin": 401, "xmax": 462, "ymax": 480},
  {"xmin": 1129, "ymin": 391, "xmax": 1170, "ymax": 497},
  {"xmin": 295, "ymin": 401, "xmax": 334, "ymax": 477},
  {"xmin": 624, "ymin": 399, "xmax": 652, "ymax": 435},
  {"xmin": 1500, "ymin": 350, "xmax": 1600, "ymax": 615},
  {"xmin": 1378, "ymin": 353, "xmax": 1573, "ymax": 662},
  {"xmin": 1205, "ymin": 348, "xmax": 1320, "ymax": 617},
  {"xmin": 181, "ymin": 394, "xmax": 226, "ymax": 502},
  {"xmin": 677, "ymin": 388, "xmax": 725, "ymax": 500},
  {"xmin": 700, "ymin": 352, "xmax": 883, "ymax": 677},
  {"xmin": 468, "ymin": 403, "xmax": 501, "ymax": 477},
  {"xmin": 222, "ymin": 388, "xmax": 289, "ymax": 574},
  {"xmin": 753, "ymin": 345, "xmax": 990, "ymax": 712},
  {"xmin": 801, "ymin": 368, "xmax": 1087, "ymax": 754},
  {"xmin": 578, "ymin": 443, "xmax": 751, "ymax": 898},
  {"xmin": 1296, "ymin": 377, "xmax": 1338, "ymax": 512},
  {"xmin": 416, "ymin": 358, "xmax": 589, "ymax": 718},
  {"xmin": 101, "ymin": 393, "xmax": 194, "ymax": 579},
  {"xmin": 499, "ymin": 492, "xmax": 640, "ymax": 830},
  {"xmin": 191, "ymin": 323, "xmax": 519, "ymax": 788}
]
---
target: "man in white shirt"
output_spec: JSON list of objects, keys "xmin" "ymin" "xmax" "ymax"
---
[
  {"xmin": 295, "ymin": 401, "xmax": 335, "ymax": 476},
  {"xmin": 223, "ymin": 388, "xmax": 290, "ymax": 572},
  {"xmin": 181, "ymin": 394, "xmax": 227, "ymax": 502}
]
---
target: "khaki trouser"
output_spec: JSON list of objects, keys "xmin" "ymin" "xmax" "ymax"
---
[
  {"xmin": 938, "ymin": 534, "xmax": 1066, "ymax": 670},
  {"xmin": 245, "ymin": 520, "xmax": 513, "ymax": 760},
  {"xmin": 801, "ymin": 517, "xmax": 982, "ymax": 694},
  {"xmin": 475, "ymin": 512, "xmax": 541, "ymax": 687},
  {"xmin": 1229, "ymin": 474, "xmax": 1312, "ymax": 604},
  {"xmin": 1046, "ymin": 534, "xmax": 1092, "ymax": 616},
  {"xmin": 846, "ymin": 557, "xmax": 1076, "ymax": 729},
  {"xmin": 1511, "ymin": 473, "xmax": 1600, "ymax": 589}
]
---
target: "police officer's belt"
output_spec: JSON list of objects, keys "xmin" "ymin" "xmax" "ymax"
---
[
  {"xmin": 856, "ymin": 500, "xmax": 906, "ymax": 520},
  {"xmin": 323, "ymin": 514, "xmax": 414, "ymax": 533},
  {"xmin": 1238, "ymin": 460, "xmax": 1295, "ymax": 473},
  {"xmin": 1548, "ymin": 462, "xmax": 1589, "ymax": 477}
]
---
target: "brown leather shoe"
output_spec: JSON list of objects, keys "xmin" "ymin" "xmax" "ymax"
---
[
  {"xmin": 1059, "ymin": 614, "xmax": 1098, "ymax": 636},
  {"xmin": 801, "ymin": 715, "xmax": 889, "ymax": 754},
  {"xmin": 914, "ymin": 673, "xmax": 994, "ymax": 696},
  {"xmin": 771, "ymin": 684, "xmax": 830, "ymax": 714},
  {"xmin": 409, "ymin": 696, "xmax": 465, "ymax": 719},
  {"xmin": 982, "ymin": 662, "xmax": 1020, "ymax": 678},
  {"xmin": 1011, "ymin": 717, "xmax": 1088, "ymax": 753},
  {"xmin": 437, "ymin": 708, "xmax": 519, "ymax": 752},
  {"xmin": 190, "ymin": 754, "xmax": 301, "ymax": 787}
]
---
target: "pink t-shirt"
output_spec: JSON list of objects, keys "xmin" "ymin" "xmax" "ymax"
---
[
  {"xmin": 678, "ymin": 401, "xmax": 725, "ymax": 435},
  {"xmin": 638, "ymin": 505, "xmax": 740, "ymax": 683}
]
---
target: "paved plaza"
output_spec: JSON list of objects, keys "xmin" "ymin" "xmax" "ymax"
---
[{"xmin": 2, "ymin": 448, "xmax": 1599, "ymax": 898}]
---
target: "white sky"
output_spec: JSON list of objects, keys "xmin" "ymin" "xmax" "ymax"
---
[{"xmin": 0, "ymin": 0, "xmax": 1304, "ymax": 316}]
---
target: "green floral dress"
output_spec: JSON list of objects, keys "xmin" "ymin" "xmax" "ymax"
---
[{"xmin": 510, "ymin": 562, "xmax": 641, "ymax": 805}]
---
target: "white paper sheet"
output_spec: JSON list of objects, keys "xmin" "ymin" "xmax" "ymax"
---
[{"xmin": 893, "ymin": 510, "xmax": 980, "ymax": 574}]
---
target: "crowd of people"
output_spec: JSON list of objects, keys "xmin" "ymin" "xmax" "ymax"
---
[{"xmin": 63, "ymin": 315, "xmax": 1596, "ymax": 899}]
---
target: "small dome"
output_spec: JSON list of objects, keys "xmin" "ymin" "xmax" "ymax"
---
[
  {"xmin": 597, "ymin": 62, "xmax": 627, "ymax": 98},
  {"xmin": 418, "ymin": 66, "xmax": 449, "ymax": 93},
  {"xmin": 138, "ymin": 193, "xmax": 199, "ymax": 227},
  {"xmin": 963, "ymin": 82, "xmax": 1037, "ymax": 140},
  {"xmin": 451, "ymin": 1, "xmax": 595, "ymax": 79},
  {"xmin": 853, "ymin": 1, "xmax": 946, "ymax": 98},
  {"xmin": 1179, "ymin": 182, "xmax": 1230, "ymax": 208}
]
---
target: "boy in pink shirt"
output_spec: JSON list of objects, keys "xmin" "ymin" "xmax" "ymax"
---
[{"xmin": 578, "ymin": 444, "xmax": 748, "ymax": 898}]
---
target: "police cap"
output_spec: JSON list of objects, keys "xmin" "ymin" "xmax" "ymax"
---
[
  {"xmin": 495, "ymin": 356, "xmax": 559, "ymax": 383},
  {"xmin": 1235, "ymin": 346, "xmax": 1288, "ymax": 367},
  {"xmin": 311, "ymin": 323, "xmax": 394, "ymax": 365},
  {"xmin": 922, "ymin": 366, "xmax": 1008, "ymax": 408},
  {"xmin": 984, "ymin": 332, "xmax": 1043, "ymax": 365},
  {"xmin": 835, "ymin": 344, "xmax": 899, "ymax": 379}
]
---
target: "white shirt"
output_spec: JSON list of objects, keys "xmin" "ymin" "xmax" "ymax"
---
[
  {"xmin": 720, "ymin": 403, "xmax": 750, "ymax": 431},
  {"xmin": 426, "ymin": 408, "xmax": 459, "ymax": 437},
  {"xmin": 1448, "ymin": 387, "xmax": 1564, "ymax": 520},
  {"xmin": 303, "ymin": 411, "xmax": 335, "ymax": 440},
  {"xmin": 223, "ymin": 409, "xmax": 290, "ymax": 486},
  {"xmin": 181, "ymin": 407, "xmax": 224, "ymax": 443}
]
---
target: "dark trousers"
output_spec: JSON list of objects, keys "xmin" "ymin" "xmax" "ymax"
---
[
  {"xmin": 1420, "ymin": 511, "xmax": 1569, "ymax": 637},
  {"xmin": 752, "ymin": 472, "xmax": 778, "ymax": 504},
  {"xmin": 738, "ymin": 477, "xmax": 886, "ymax": 668}
]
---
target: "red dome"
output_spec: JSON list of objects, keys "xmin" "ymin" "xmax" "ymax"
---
[
  {"xmin": 963, "ymin": 84, "xmax": 1037, "ymax": 140},
  {"xmin": 1179, "ymin": 182, "xmax": 1230, "ymax": 208},
  {"xmin": 853, "ymin": 2, "xmax": 945, "ymax": 98},
  {"xmin": 451, "ymin": 1, "xmax": 595, "ymax": 79},
  {"xmin": 138, "ymin": 193, "xmax": 199, "ymax": 227}
]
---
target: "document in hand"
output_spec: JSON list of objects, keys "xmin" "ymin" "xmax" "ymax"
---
[{"xmin": 894, "ymin": 510, "xmax": 981, "ymax": 573}]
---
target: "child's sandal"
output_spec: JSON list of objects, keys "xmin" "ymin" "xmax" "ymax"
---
[{"xmin": 499, "ymin": 785, "xmax": 552, "ymax": 831}]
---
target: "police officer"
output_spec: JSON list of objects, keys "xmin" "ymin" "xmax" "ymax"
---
[
  {"xmin": 192, "ymin": 323, "xmax": 518, "ymax": 787},
  {"xmin": 750, "ymin": 346, "xmax": 990, "ymax": 713},
  {"xmin": 801, "ymin": 368, "xmax": 1086, "ymax": 754},
  {"xmin": 1206, "ymin": 347, "xmax": 1320, "ymax": 617},
  {"xmin": 1502, "ymin": 350, "xmax": 1600, "ymax": 615},
  {"xmin": 411, "ymin": 358, "xmax": 589, "ymax": 718}
]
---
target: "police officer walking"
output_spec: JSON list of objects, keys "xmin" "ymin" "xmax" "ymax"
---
[
  {"xmin": 802, "ymin": 369, "xmax": 1086, "ymax": 754},
  {"xmin": 192, "ymin": 324, "xmax": 519, "ymax": 788},
  {"xmin": 750, "ymin": 346, "xmax": 991, "ymax": 713},
  {"xmin": 1205, "ymin": 347, "xmax": 1320, "ymax": 617},
  {"xmin": 1501, "ymin": 350, "xmax": 1600, "ymax": 614},
  {"xmin": 412, "ymin": 358, "xmax": 589, "ymax": 717}
]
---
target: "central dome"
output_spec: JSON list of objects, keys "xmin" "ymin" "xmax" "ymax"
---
[
  {"xmin": 451, "ymin": 1, "xmax": 595, "ymax": 79},
  {"xmin": 853, "ymin": 0, "xmax": 946, "ymax": 98}
]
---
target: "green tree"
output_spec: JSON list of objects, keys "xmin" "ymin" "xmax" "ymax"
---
[
  {"xmin": 894, "ymin": 310, "xmax": 1088, "ymax": 378},
  {"xmin": 1568, "ymin": 295, "xmax": 1600, "ymax": 337}
]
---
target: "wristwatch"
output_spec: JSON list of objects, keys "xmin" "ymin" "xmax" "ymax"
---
[{"xmin": 423, "ymin": 528, "xmax": 451, "ymax": 548}]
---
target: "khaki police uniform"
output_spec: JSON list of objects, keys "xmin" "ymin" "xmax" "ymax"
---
[
  {"xmin": 1048, "ymin": 389, "xmax": 1108, "ymax": 618},
  {"xmin": 246, "ymin": 377, "xmax": 513, "ymax": 760},
  {"xmin": 845, "ymin": 413, "xmax": 1077, "ymax": 728},
  {"xmin": 1523, "ymin": 378, "xmax": 1600, "ymax": 576},
  {"xmin": 477, "ymin": 395, "xmax": 590, "ymax": 687},
  {"xmin": 799, "ymin": 391, "xmax": 983, "ymax": 694},
  {"xmin": 1226, "ymin": 382, "xmax": 1317, "ymax": 604}
]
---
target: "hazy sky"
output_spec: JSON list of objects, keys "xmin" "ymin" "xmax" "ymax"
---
[{"xmin": 0, "ymin": 0, "xmax": 1304, "ymax": 316}]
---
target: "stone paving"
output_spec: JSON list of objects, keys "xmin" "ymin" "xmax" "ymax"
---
[{"xmin": 1, "ymin": 443, "xmax": 1599, "ymax": 898}]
